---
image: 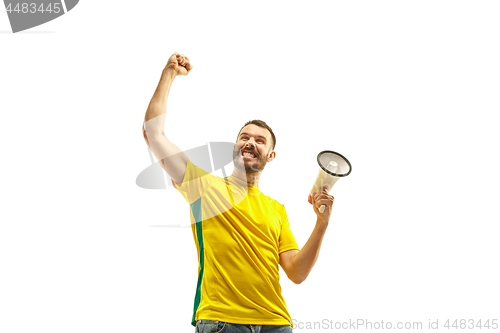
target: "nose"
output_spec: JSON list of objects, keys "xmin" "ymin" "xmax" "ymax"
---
[
  {"xmin": 245, "ymin": 138, "xmax": 257, "ymax": 149},
  {"xmin": 245, "ymin": 138, "xmax": 255, "ymax": 147}
]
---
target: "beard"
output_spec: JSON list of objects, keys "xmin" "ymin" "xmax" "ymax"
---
[{"xmin": 232, "ymin": 145, "xmax": 268, "ymax": 174}]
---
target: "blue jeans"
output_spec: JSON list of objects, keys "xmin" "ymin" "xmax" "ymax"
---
[{"xmin": 195, "ymin": 320, "xmax": 293, "ymax": 333}]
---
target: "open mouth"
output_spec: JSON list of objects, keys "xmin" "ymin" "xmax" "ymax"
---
[{"xmin": 242, "ymin": 151, "xmax": 257, "ymax": 159}]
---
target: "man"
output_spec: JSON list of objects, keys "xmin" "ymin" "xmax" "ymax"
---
[{"xmin": 142, "ymin": 52, "xmax": 334, "ymax": 333}]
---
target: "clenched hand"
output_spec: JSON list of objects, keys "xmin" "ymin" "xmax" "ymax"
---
[{"xmin": 166, "ymin": 52, "xmax": 193, "ymax": 76}]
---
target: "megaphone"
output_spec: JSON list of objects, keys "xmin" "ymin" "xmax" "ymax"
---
[{"xmin": 309, "ymin": 150, "xmax": 352, "ymax": 213}]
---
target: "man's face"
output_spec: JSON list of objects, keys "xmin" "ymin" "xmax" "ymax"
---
[{"xmin": 232, "ymin": 124, "xmax": 274, "ymax": 174}]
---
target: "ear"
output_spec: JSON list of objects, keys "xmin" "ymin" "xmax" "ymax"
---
[{"xmin": 267, "ymin": 150, "xmax": 276, "ymax": 162}]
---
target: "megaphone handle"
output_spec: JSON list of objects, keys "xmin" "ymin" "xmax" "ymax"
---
[{"xmin": 319, "ymin": 205, "xmax": 325, "ymax": 213}]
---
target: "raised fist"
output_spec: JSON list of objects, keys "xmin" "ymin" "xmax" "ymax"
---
[{"xmin": 166, "ymin": 52, "xmax": 193, "ymax": 76}]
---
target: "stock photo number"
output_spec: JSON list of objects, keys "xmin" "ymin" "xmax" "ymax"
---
[
  {"xmin": 443, "ymin": 319, "xmax": 498, "ymax": 330},
  {"xmin": 6, "ymin": 2, "xmax": 61, "ymax": 13}
]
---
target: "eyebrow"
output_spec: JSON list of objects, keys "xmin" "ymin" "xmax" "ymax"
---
[{"xmin": 239, "ymin": 132, "xmax": 267, "ymax": 142}]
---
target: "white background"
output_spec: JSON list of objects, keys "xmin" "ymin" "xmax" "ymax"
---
[{"xmin": 1, "ymin": 1, "xmax": 499, "ymax": 332}]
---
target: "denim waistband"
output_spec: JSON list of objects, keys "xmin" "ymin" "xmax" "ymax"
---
[{"xmin": 197, "ymin": 320, "xmax": 218, "ymax": 324}]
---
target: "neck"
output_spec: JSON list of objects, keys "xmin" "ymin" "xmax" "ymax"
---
[{"xmin": 230, "ymin": 168, "xmax": 261, "ymax": 187}]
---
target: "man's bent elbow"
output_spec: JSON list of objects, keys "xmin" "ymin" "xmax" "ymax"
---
[{"xmin": 143, "ymin": 127, "xmax": 165, "ymax": 145}]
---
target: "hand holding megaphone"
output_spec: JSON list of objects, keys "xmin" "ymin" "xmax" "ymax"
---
[
  {"xmin": 308, "ymin": 150, "xmax": 352, "ymax": 218},
  {"xmin": 309, "ymin": 188, "xmax": 335, "ymax": 218}
]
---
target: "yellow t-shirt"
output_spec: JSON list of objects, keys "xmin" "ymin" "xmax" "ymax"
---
[{"xmin": 172, "ymin": 158, "xmax": 300, "ymax": 327}]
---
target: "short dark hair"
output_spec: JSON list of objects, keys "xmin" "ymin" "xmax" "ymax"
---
[{"xmin": 236, "ymin": 119, "xmax": 276, "ymax": 151}]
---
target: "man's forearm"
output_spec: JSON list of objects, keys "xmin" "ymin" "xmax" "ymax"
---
[
  {"xmin": 144, "ymin": 68, "xmax": 176, "ymax": 127},
  {"xmin": 290, "ymin": 220, "xmax": 328, "ymax": 284}
]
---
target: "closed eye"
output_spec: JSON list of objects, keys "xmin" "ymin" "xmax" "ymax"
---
[{"xmin": 241, "ymin": 136, "xmax": 264, "ymax": 143}]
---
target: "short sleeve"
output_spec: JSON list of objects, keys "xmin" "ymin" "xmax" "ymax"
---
[
  {"xmin": 278, "ymin": 205, "xmax": 300, "ymax": 254},
  {"xmin": 171, "ymin": 158, "xmax": 216, "ymax": 204}
]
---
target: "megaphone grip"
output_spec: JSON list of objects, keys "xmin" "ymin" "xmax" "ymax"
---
[{"xmin": 319, "ymin": 205, "xmax": 325, "ymax": 213}]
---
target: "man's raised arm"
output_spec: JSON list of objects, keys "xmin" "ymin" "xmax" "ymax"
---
[{"xmin": 142, "ymin": 52, "xmax": 193, "ymax": 186}]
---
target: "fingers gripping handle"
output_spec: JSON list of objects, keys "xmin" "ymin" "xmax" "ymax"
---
[{"xmin": 311, "ymin": 160, "xmax": 338, "ymax": 214}]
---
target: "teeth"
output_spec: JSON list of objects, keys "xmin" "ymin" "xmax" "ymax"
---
[{"xmin": 243, "ymin": 152, "xmax": 255, "ymax": 158}]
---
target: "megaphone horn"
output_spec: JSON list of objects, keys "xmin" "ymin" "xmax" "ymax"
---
[{"xmin": 309, "ymin": 150, "xmax": 352, "ymax": 213}]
